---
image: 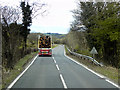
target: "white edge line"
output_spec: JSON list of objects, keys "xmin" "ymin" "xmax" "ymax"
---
[
  {"xmin": 7, "ymin": 55, "xmax": 38, "ymax": 88},
  {"xmin": 60, "ymin": 74, "xmax": 67, "ymax": 89},
  {"xmin": 63, "ymin": 46, "xmax": 120, "ymax": 88}
]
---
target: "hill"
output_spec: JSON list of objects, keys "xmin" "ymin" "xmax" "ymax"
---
[
  {"xmin": 44, "ymin": 33, "xmax": 66, "ymax": 39},
  {"xmin": 27, "ymin": 33, "xmax": 66, "ymax": 47}
]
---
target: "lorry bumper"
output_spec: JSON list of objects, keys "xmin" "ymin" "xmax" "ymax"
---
[{"xmin": 38, "ymin": 53, "xmax": 52, "ymax": 56}]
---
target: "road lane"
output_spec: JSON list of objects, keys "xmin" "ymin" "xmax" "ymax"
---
[
  {"xmin": 53, "ymin": 45, "xmax": 118, "ymax": 88},
  {"xmin": 11, "ymin": 45, "xmax": 118, "ymax": 88},
  {"xmin": 12, "ymin": 56, "xmax": 63, "ymax": 88}
]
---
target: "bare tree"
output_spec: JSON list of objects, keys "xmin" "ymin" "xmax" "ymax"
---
[
  {"xmin": 1, "ymin": 6, "xmax": 21, "ymax": 26},
  {"xmin": 19, "ymin": 0, "xmax": 48, "ymax": 19},
  {"xmin": 31, "ymin": 2, "xmax": 47, "ymax": 18},
  {"xmin": 1, "ymin": 0, "xmax": 47, "ymax": 69},
  {"xmin": 2, "ymin": 6, "xmax": 22, "ymax": 69}
]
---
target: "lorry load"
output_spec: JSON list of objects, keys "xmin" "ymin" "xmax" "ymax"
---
[{"xmin": 38, "ymin": 35, "xmax": 52, "ymax": 56}]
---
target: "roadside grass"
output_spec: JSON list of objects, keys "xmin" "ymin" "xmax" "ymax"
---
[
  {"xmin": 76, "ymin": 49, "xmax": 92, "ymax": 57},
  {"xmin": 2, "ymin": 51, "xmax": 38, "ymax": 88},
  {"xmin": 0, "ymin": 85, "xmax": 2, "ymax": 90},
  {"xmin": 65, "ymin": 46, "xmax": 118, "ymax": 85},
  {"xmin": 52, "ymin": 44, "xmax": 58, "ymax": 49}
]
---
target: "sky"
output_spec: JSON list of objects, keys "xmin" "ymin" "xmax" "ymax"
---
[
  {"xmin": 1, "ymin": 0, "xmax": 78, "ymax": 34},
  {"xmin": 31, "ymin": 0, "xmax": 78, "ymax": 34},
  {"xmin": 1, "ymin": 0, "xmax": 116, "ymax": 34}
]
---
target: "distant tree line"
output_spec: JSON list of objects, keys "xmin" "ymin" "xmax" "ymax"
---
[
  {"xmin": 66, "ymin": 1, "xmax": 120, "ymax": 68},
  {"xmin": 65, "ymin": 30, "xmax": 90, "ymax": 56}
]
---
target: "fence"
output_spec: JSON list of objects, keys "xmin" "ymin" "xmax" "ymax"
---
[{"xmin": 66, "ymin": 47, "xmax": 103, "ymax": 67}]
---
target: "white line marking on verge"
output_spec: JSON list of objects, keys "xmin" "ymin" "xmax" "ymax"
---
[
  {"xmin": 63, "ymin": 46, "xmax": 120, "ymax": 88},
  {"xmin": 60, "ymin": 74, "xmax": 67, "ymax": 89},
  {"xmin": 7, "ymin": 55, "xmax": 38, "ymax": 88}
]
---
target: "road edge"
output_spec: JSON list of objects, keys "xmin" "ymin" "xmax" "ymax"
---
[
  {"xmin": 63, "ymin": 45, "xmax": 120, "ymax": 88},
  {"xmin": 7, "ymin": 54, "xmax": 38, "ymax": 88}
]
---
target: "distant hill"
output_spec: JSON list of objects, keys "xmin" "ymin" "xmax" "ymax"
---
[
  {"xmin": 28, "ymin": 32, "xmax": 66, "ymax": 45},
  {"xmin": 28, "ymin": 32, "xmax": 66, "ymax": 41},
  {"xmin": 44, "ymin": 33, "xmax": 66, "ymax": 39}
]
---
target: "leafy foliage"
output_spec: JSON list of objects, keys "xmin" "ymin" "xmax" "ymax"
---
[{"xmin": 70, "ymin": 1, "xmax": 120, "ymax": 68}]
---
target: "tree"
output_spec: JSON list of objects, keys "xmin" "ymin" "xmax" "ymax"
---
[
  {"xmin": 70, "ymin": 1, "xmax": 120, "ymax": 67},
  {"xmin": 20, "ymin": 1, "xmax": 47, "ymax": 52},
  {"xmin": 91, "ymin": 2, "xmax": 120, "ymax": 67},
  {"xmin": 1, "ymin": 6, "xmax": 22, "ymax": 69},
  {"xmin": 20, "ymin": 1, "xmax": 32, "ymax": 51},
  {"xmin": 1, "ymin": 1, "xmax": 47, "ymax": 69}
]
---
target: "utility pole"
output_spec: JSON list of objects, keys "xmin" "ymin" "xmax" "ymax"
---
[{"xmin": 0, "ymin": 8, "xmax": 2, "ymax": 66}]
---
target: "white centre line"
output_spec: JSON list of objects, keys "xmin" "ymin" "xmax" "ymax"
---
[
  {"xmin": 52, "ymin": 57, "xmax": 56, "ymax": 63},
  {"xmin": 60, "ymin": 74, "xmax": 68, "ymax": 89},
  {"xmin": 52, "ymin": 56, "xmax": 68, "ymax": 89},
  {"xmin": 56, "ymin": 64, "xmax": 60, "ymax": 71},
  {"xmin": 54, "ymin": 60, "xmax": 56, "ymax": 64}
]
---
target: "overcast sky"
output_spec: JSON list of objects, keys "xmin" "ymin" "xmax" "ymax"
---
[
  {"xmin": 31, "ymin": 0, "xmax": 78, "ymax": 34},
  {"xmin": 1, "ymin": 0, "xmax": 78, "ymax": 34},
  {"xmin": 1, "ymin": 0, "xmax": 117, "ymax": 34}
]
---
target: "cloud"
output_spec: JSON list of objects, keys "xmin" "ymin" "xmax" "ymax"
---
[{"xmin": 1, "ymin": 0, "xmax": 77, "ymax": 34}]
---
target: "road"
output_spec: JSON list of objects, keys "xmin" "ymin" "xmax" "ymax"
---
[{"xmin": 11, "ymin": 45, "xmax": 118, "ymax": 88}]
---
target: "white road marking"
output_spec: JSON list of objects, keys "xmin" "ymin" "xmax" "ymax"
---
[
  {"xmin": 7, "ymin": 55, "xmax": 38, "ymax": 88},
  {"xmin": 60, "ymin": 74, "xmax": 68, "ymax": 89},
  {"xmin": 52, "ymin": 56, "xmax": 68, "ymax": 89},
  {"xmin": 56, "ymin": 64, "xmax": 60, "ymax": 71},
  {"xmin": 54, "ymin": 60, "xmax": 56, "ymax": 64},
  {"xmin": 52, "ymin": 57, "xmax": 56, "ymax": 64},
  {"xmin": 105, "ymin": 79, "xmax": 120, "ymax": 88},
  {"xmin": 63, "ymin": 45, "xmax": 120, "ymax": 88}
]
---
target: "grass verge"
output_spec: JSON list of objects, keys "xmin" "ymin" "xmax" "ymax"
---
[
  {"xmin": 65, "ymin": 46, "xmax": 118, "ymax": 85},
  {"xmin": 52, "ymin": 44, "xmax": 58, "ymax": 49},
  {"xmin": 2, "ymin": 51, "xmax": 38, "ymax": 88}
]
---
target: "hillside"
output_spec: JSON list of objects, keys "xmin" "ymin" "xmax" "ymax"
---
[
  {"xmin": 44, "ymin": 33, "xmax": 66, "ymax": 39},
  {"xmin": 27, "ymin": 33, "xmax": 66, "ymax": 47}
]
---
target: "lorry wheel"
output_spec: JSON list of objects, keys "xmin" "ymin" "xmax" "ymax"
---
[{"xmin": 39, "ymin": 55, "xmax": 41, "ymax": 57}]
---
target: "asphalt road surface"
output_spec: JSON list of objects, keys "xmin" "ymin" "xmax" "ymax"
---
[{"xmin": 12, "ymin": 45, "xmax": 118, "ymax": 88}]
